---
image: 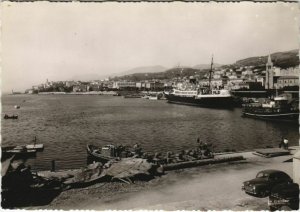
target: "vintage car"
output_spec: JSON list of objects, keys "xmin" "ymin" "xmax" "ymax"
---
[
  {"xmin": 268, "ymin": 182, "xmax": 299, "ymax": 211},
  {"xmin": 242, "ymin": 170, "xmax": 293, "ymax": 197}
]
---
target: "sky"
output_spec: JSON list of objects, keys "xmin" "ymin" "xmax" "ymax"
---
[{"xmin": 1, "ymin": 2, "xmax": 299, "ymax": 93}]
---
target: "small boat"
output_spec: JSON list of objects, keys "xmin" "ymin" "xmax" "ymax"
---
[
  {"xmin": 4, "ymin": 114, "xmax": 18, "ymax": 119},
  {"xmin": 87, "ymin": 144, "xmax": 135, "ymax": 163},
  {"xmin": 2, "ymin": 146, "xmax": 37, "ymax": 159},
  {"xmin": 149, "ymin": 96, "xmax": 158, "ymax": 100},
  {"xmin": 25, "ymin": 144, "xmax": 44, "ymax": 151},
  {"xmin": 87, "ymin": 144, "xmax": 118, "ymax": 163},
  {"xmin": 141, "ymin": 95, "xmax": 150, "ymax": 99}
]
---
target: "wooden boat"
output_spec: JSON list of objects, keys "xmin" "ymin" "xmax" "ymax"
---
[
  {"xmin": 2, "ymin": 145, "xmax": 37, "ymax": 159},
  {"xmin": 1, "ymin": 143, "xmax": 43, "ymax": 160},
  {"xmin": 25, "ymin": 144, "xmax": 44, "ymax": 151},
  {"xmin": 87, "ymin": 144, "xmax": 135, "ymax": 163},
  {"xmin": 4, "ymin": 114, "xmax": 18, "ymax": 119},
  {"xmin": 87, "ymin": 144, "xmax": 118, "ymax": 163}
]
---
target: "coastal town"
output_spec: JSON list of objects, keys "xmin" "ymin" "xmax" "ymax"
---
[
  {"xmin": 2, "ymin": 2, "xmax": 300, "ymax": 211},
  {"xmin": 23, "ymin": 53, "xmax": 299, "ymax": 95}
]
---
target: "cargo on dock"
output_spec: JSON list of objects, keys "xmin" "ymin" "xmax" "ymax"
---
[{"xmin": 161, "ymin": 155, "xmax": 244, "ymax": 171}]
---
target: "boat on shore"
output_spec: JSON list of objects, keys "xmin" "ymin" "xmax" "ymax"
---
[
  {"xmin": 242, "ymin": 96, "xmax": 299, "ymax": 122},
  {"xmin": 4, "ymin": 114, "xmax": 18, "ymax": 119}
]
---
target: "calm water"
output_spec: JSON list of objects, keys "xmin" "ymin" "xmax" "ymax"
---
[{"xmin": 2, "ymin": 94, "xmax": 298, "ymax": 170}]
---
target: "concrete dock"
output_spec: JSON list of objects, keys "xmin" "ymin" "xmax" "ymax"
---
[{"xmin": 29, "ymin": 147, "xmax": 299, "ymax": 210}]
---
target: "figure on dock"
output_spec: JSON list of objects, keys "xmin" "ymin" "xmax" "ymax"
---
[
  {"xmin": 133, "ymin": 143, "xmax": 142, "ymax": 157},
  {"xmin": 279, "ymin": 137, "xmax": 288, "ymax": 149},
  {"xmin": 279, "ymin": 137, "xmax": 283, "ymax": 148},
  {"xmin": 197, "ymin": 137, "xmax": 204, "ymax": 150},
  {"xmin": 283, "ymin": 138, "xmax": 289, "ymax": 150}
]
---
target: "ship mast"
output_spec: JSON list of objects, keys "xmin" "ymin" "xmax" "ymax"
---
[{"xmin": 208, "ymin": 55, "xmax": 214, "ymax": 93}]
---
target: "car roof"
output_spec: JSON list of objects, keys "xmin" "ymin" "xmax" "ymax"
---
[{"xmin": 258, "ymin": 169, "xmax": 286, "ymax": 174}]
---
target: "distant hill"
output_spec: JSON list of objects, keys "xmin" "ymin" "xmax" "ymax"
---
[
  {"xmin": 118, "ymin": 65, "xmax": 167, "ymax": 76},
  {"xmin": 193, "ymin": 63, "xmax": 222, "ymax": 69},
  {"xmin": 109, "ymin": 49, "xmax": 299, "ymax": 81},
  {"xmin": 112, "ymin": 66, "xmax": 207, "ymax": 81},
  {"xmin": 70, "ymin": 73, "xmax": 104, "ymax": 81},
  {"xmin": 235, "ymin": 49, "xmax": 299, "ymax": 69}
]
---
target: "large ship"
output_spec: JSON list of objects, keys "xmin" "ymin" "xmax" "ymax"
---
[
  {"xmin": 164, "ymin": 56, "xmax": 234, "ymax": 108},
  {"xmin": 242, "ymin": 96, "xmax": 299, "ymax": 122}
]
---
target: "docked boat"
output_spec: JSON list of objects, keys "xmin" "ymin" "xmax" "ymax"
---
[
  {"xmin": 87, "ymin": 144, "xmax": 135, "ymax": 163},
  {"xmin": 165, "ymin": 88, "xmax": 233, "ymax": 108},
  {"xmin": 149, "ymin": 96, "xmax": 158, "ymax": 100},
  {"xmin": 141, "ymin": 95, "xmax": 150, "ymax": 99},
  {"xmin": 4, "ymin": 114, "xmax": 18, "ymax": 119},
  {"xmin": 164, "ymin": 56, "xmax": 233, "ymax": 108},
  {"xmin": 2, "ymin": 146, "xmax": 37, "ymax": 159},
  {"xmin": 242, "ymin": 96, "xmax": 299, "ymax": 122}
]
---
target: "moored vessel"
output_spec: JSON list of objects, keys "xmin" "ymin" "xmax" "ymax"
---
[
  {"xmin": 165, "ymin": 88, "xmax": 233, "ymax": 108},
  {"xmin": 242, "ymin": 96, "xmax": 299, "ymax": 122},
  {"xmin": 164, "ymin": 56, "xmax": 234, "ymax": 108},
  {"xmin": 86, "ymin": 144, "xmax": 138, "ymax": 163}
]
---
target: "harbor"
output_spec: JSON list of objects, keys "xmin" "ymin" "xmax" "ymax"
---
[
  {"xmin": 2, "ymin": 94, "xmax": 299, "ymax": 171},
  {"xmin": 2, "ymin": 93, "xmax": 299, "ymax": 209},
  {"xmin": 2, "ymin": 2, "xmax": 300, "ymax": 210}
]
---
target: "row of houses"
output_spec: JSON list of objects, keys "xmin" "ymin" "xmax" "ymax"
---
[{"xmin": 28, "ymin": 55, "xmax": 299, "ymax": 93}]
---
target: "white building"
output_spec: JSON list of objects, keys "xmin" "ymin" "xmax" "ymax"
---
[{"xmin": 113, "ymin": 81, "xmax": 137, "ymax": 89}]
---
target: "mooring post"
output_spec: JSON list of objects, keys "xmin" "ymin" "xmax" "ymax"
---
[{"xmin": 51, "ymin": 160, "xmax": 56, "ymax": 172}]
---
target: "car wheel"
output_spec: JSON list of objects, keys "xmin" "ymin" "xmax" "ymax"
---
[{"xmin": 269, "ymin": 206, "xmax": 278, "ymax": 211}]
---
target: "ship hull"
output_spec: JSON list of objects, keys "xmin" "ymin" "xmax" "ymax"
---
[
  {"xmin": 165, "ymin": 94, "xmax": 234, "ymax": 108},
  {"xmin": 242, "ymin": 112, "xmax": 299, "ymax": 122}
]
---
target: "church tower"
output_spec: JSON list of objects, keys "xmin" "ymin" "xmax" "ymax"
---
[{"xmin": 265, "ymin": 55, "xmax": 274, "ymax": 89}]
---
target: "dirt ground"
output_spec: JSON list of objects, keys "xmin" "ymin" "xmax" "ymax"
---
[{"xmin": 31, "ymin": 150, "xmax": 297, "ymax": 210}]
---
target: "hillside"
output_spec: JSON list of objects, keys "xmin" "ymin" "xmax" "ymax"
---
[
  {"xmin": 119, "ymin": 65, "xmax": 167, "ymax": 76},
  {"xmin": 193, "ymin": 63, "xmax": 222, "ymax": 69},
  {"xmin": 111, "ymin": 49, "xmax": 299, "ymax": 81},
  {"xmin": 235, "ymin": 49, "xmax": 299, "ymax": 69},
  {"xmin": 111, "ymin": 67, "xmax": 208, "ymax": 81}
]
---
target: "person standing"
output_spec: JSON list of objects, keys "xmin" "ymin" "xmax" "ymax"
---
[
  {"xmin": 283, "ymin": 138, "xmax": 289, "ymax": 150},
  {"xmin": 279, "ymin": 137, "xmax": 284, "ymax": 148}
]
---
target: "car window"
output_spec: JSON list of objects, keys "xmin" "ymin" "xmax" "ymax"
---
[{"xmin": 257, "ymin": 172, "xmax": 269, "ymax": 178}]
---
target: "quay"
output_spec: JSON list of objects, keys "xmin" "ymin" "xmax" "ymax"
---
[{"xmin": 24, "ymin": 146, "xmax": 299, "ymax": 210}]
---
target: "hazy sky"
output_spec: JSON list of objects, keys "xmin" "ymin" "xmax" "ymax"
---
[{"xmin": 1, "ymin": 2, "xmax": 299, "ymax": 92}]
